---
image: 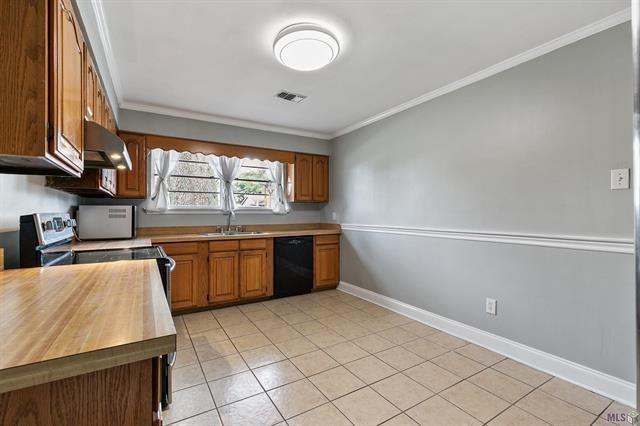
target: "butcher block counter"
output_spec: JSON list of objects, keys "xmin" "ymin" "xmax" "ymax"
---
[
  {"xmin": 41, "ymin": 237, "xmax": 153, "ymax": 253},
  {"xmin": 0, "ymin": 260, "xmax": 175, "ymax": 425}
]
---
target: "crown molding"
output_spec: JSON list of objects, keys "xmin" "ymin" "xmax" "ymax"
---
[
  {"xmin": 119, "ymin": 101, "xmax": 333, "ymax": 140},
  {"xmin": 88, "ymin": 2, "xmax": 629, "ymax": 141},
  {"xmin": 331, "ymin": 7, "xmax": 631, "ymax": 138}
]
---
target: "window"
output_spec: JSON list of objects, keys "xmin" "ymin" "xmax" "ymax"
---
[
  {"xmin": 233, "ymin": 158, "xmax": 273, "ymax": 208},
  {"xmin": 157, "ymin": 152, "xmax": 274, "ymax": 211},
  {"xmin": 167, "ymin": 152, "xmax": 221, "ymax": 209}
]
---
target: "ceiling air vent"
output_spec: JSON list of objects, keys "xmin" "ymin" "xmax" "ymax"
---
[{"xmin": 275, "ymin": 91, "xmax": 307, "ymax": 103}]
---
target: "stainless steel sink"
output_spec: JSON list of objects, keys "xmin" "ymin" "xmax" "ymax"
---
[{"xmin": 201, "ymin": 231, "xmax": 265, "ymax": 236}]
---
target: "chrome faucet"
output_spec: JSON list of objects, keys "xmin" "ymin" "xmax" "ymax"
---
[{"xmin": 225, "ymin": 211, "xmax": 232, "ymax": 232}]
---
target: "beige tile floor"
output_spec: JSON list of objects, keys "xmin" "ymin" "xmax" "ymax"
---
[{"xmin": 164, "ymin": 290, "xmax": 631, "ymax": 425}]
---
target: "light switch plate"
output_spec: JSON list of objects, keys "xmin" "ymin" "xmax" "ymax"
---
[
  {"xmin": 486, "ymin": 298, "xmax": 497, "ymax": 315},
  {"xmin": 611, "ymin": 168, "xmax": 630, "ymax": 190}
]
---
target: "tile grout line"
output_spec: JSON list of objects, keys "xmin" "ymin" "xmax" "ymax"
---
[{"xmin": 174, "ymin": 290, "xmax": 611, "ymax": 426}]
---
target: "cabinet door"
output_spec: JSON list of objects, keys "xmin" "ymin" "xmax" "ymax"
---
[
  {"xmin": 314, "ymin": 243, "xmax": 340, "ymax": 288},
  {"xmin": 117, "ymin": 133, "xmax": 147, "ymax": 198},
  {"xmin": 209, "ymin": 251, "xmax": 239, "ymax": 303},
  {"xmin": 170, "ymin": 254, "xmax": 200, "ymax": 311},
  {"xmin": 51, "ymin": 0, "xmax": 84, "ymax": 172},
  {"xmin": 294, "ymin": 154, "xmax": 313, "ymax": 201},
  {"xmin": 312, "ymin": 155, "xmax": 329, "ymax": 202},
  {"xmin": 85, "ymin": 51, "xmax": 96, "ymax": 122},
  {"xmin": 239, "ymin": 250, "xmax": 267, "ymax": 299}
]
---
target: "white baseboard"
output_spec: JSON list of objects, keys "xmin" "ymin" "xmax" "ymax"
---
[{"xmin": 338, "ymin": 281, "xmax": 636, "ymax": 407}]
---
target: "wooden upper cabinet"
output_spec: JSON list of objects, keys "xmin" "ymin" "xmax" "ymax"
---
[
  {"xmin": 50, "ymin": 0, "xmax": 84, "ymax": 173},
  {"xmin": 85, "ymin": 51, "xmax": 96, "ymax": 122},
  {"xmin": 209, "ymin": 251, "xmax": 239, "ymax": 303},
  {"xmin": 289, "ymin": 154, "xmax": 329, "ymax": 203},
  {"xmin": 117, "ymin": 133, "xmax": 147, "ymax": 198},
  {"xmin": 239, "ymin": 250, "xmax": 267, "ymax": 299},
  {"xmin": 294, "ymin": 154, "xmax": 313, "ymax": 201},
  {"xmin": 312, "ymin": 155, "xmax": 329, "ymax": 202}
]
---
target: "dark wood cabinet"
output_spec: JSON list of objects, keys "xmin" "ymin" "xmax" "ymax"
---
[
  {"xmin": 117, "ymin": 133, "xmax": 147, "ymax": 198},
  {"xmin": 314, "ymin": 235, "xmax": 340, "ymax": 288}
]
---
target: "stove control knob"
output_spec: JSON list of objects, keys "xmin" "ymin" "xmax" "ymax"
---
[{"xmin": 43, "ymin": 221, "xmax": 54, "ymax": 231}]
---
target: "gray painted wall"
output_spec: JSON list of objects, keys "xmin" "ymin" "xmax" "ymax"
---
[
  {"xmin": 80, "ymin": 109, "xmax": 332, "ymax": 227},
  {"xmin": 328, "ymin": 23, "xmax": 634, "ymax": 381}
]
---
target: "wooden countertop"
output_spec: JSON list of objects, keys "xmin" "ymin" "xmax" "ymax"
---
[
  {"xmin": 42, "ymin": 237, "xmax": 153, "ymax": 253},
  {"xmin": 149, "ymin": 228, "xmax": 341, "ymax": 244},
  {"xmin": 0, "ymin": 260, "xmax": 176, "ymax": 393}
]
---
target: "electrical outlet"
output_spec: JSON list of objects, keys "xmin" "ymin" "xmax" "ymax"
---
[
  {"xmin": 331, "ymin": 211, "xmax": 337, "ymax": 221},
  {"xmin": 486, "ymin": 298, "xmax": 497, "ymax": 315},
  {"xmin": 611, "ymin": 168, "xmax": 630, "ymax": 190}
]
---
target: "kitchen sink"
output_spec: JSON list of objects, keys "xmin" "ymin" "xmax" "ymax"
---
[{"xmin": 200, "ymin": 231, "xmax": 265, "ymax": 236}]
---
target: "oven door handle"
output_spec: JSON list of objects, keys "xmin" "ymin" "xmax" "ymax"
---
[{"xmin": 168, "ymin": 257, "xmax": 176, "ymax": 272}]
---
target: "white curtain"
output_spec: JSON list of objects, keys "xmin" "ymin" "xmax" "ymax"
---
[
  {"xmin": 206, "ymin": 155, "xmax": 243, "ymax": 214},
  {"xmin": 268, "ymin": 161, "xmax": 290, "ymax": 214},
  {"xmin": 147, "ymin": 148, "xmax": 180, "ymax": 212}
]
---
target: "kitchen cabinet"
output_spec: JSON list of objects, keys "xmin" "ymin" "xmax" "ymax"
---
[
  {"xmin": 161, "ymin": 243, "xmax": 201, "ymax": 312},
  {"xmin": 117, "ymin": 133, "xmax": 148, "ymax": 198},
  {"xmin": 46, "ymin": 50, "xmax": 118, "ymax": 196},
  {"xmin": 50, "ymin": 0, "xmax": 85, "ymax": 173},
  {"xmin": 209, "ymin": 251, "xmax": 240, "ymax": 303},
  {"xmin": 0, "ymin": 0, "xmax": 86, "ymax": 176},
  {"xmin": 312, "ymin": 155, "xmax": 329, "ymax": 202},
  {"xmin": 293, "ymin": 154, "xmax": 313, "ymax": 201},
  {"xmin": 208, "ymin": 239, "xmax": 273, "ymax": 305},
  {"xmin": 314, "ymin": 235, "xmax": 340, "ymax": 288},
  {"xmin": 288, "ymin": 154, "xmax": 329, "ymax": 203},
  {"xmin": 170, "ymin": 254, "xmax": 201, "ymax": 311},
  {"xmin": 239, "ymin": 250, "xmax": 268, "ymax": 299}
]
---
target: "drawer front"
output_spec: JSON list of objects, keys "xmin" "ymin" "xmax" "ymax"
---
[
  {"xmin": 315, "ymin": 234, "xmax": 340, "ymax": 245},
  {"xmin": 161, "ymin": 242, "xmax": 199, "ymax": 256},
  {"xmin": 239, "ymin": 239, "xmax": 268, "ymax": 250},
  {"xmin": 209, "ymin": 240, "xmax": 240, "ymax": 252}
]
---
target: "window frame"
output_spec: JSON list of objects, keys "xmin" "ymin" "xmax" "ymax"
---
[{"xmin": 148, "ymin": 151, "xmax": 277, "ymax": 213}]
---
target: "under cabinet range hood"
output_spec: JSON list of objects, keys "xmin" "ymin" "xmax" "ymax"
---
[{"xmin": 84, "ymin": 120, "xmax": 132, "ymax": 170}]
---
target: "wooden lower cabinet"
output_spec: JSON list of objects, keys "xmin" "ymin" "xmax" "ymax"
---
[
  {"xmin": 208, "ymin": 239, "xmax": 272, "ymax": 305},
  {"xmin": 163, "ymin": 235, "xmax": 339, "ymax": 313},
  {"xmin": 170, "ymin": 253, "xmax": 200, "ymax": 311},
  {"xmin": 239, "ymin": 249, "xmax": 268, "ymax": 299},
  {"xmin": 208, "ymin": 251, "xmax": 239, "ymax": 303},
  {"xmin": 0, "ymin": 359, "xmax": 157, "ymax": 426},
  {"xmin": 314, "ymin": 235, "xmax": 340, "ymax": 288},
  {"xmin": 161, "ymin": 243, "xmax": 201, "ymax": 312}
]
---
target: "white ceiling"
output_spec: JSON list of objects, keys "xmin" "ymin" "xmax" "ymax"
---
[{"xmin": 90, "ymin": 0, "xmax": 629, "ymax": 139}]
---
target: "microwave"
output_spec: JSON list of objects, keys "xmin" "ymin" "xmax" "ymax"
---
[{"xmin": 78, "ymin": 205, "xmax": 136, "ymax": 240}]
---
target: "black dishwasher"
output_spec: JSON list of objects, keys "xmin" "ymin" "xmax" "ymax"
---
[{"xmin": 274, "ymin": 236, "xmax": 313, "ymax": 298}]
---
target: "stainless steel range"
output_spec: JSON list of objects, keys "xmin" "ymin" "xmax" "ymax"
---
[{"xmin": 19, "ymin": 212, "xmax": 177, "ymax": 408}]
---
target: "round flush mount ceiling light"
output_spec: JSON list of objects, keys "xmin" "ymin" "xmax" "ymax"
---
[{"xmin": 274, "ymin": 23, "xmax": 340, "ymax": 71}]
